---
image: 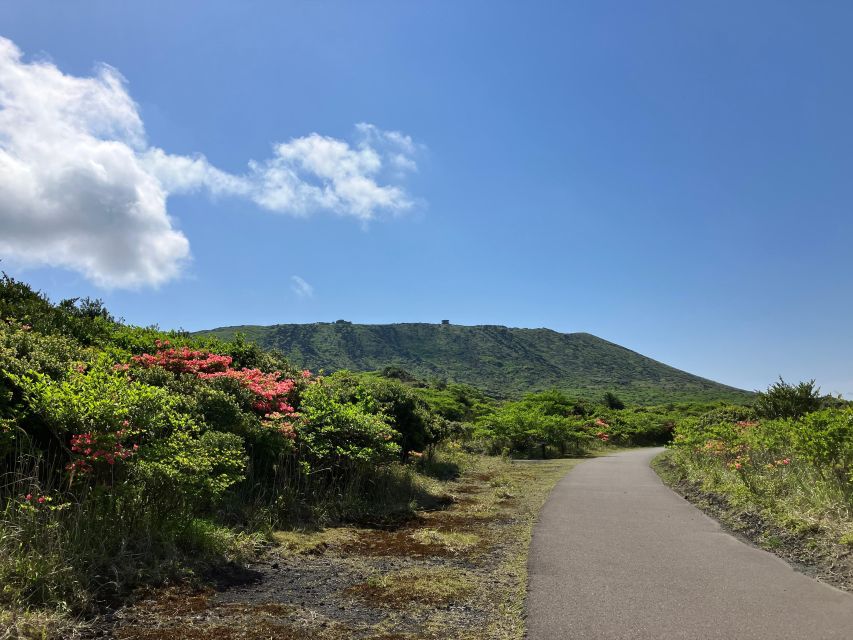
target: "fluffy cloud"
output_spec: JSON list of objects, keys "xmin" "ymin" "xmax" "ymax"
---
[
  {"xmin": 290, "ymin": 275, "xmax": 314, "ymax": 299},
  {"xmin": 0, "ymin": 38, "xmax": 188, "ymax": 288},
  {"xmin": 0, "ymin": 37, "xmax": 419, "ymax": 288}
]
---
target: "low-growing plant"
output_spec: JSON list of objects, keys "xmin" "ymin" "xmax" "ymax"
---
[{"xmin": 667, "ymin": 382, "xmax": 853, "ymax": 543}]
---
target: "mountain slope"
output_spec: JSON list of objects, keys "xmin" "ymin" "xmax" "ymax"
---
[{"xmin": 197, "ymin": 322, "xmax": 751, "ymax": 403}]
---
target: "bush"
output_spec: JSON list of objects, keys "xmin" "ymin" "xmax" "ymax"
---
[
  {"xmin": 603, "ymin": 391, "xmax": 625, "ymax": 410},
  {"xmin": 668, "ymin": 402, "xmax": 853, "ymax": 540},
  {"xmin": 475, "ymin": 391, "xmax": 591, "ymax": 456},
  {"xmin": 297, "ymin": 381, "xmax": 401, "ymax": 467},
  {"xmin": 755, "ymin": 378, "xmax": 822, "ymax": 419},
  {"xmin": 325, "ymin": 371, "xmax": 437, "ymax": 456}
]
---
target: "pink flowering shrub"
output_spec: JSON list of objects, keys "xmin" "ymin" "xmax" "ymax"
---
[
  {"xmin": 66, "ymin": 429, "xmax": 138, "ymax": 475},
  {"xmin": 199, "ymin": 368, "xmax": 296, "ymax": 414},
  {"xmin": 132, "ymin": 342, "xmax": 300, "ymax": 418},
  {"xmin": 132, "ymin": 340, "xmax": 233, "ymax": 375}
]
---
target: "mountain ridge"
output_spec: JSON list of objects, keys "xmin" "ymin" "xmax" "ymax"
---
[{"xmin": 196, "ymin": 322, "xmax": 751, "ymax": 404}]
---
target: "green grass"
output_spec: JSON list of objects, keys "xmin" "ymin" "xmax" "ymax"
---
[{"xmin": 196, "ymin": 322, "xmax": 752, "ymax": 405}]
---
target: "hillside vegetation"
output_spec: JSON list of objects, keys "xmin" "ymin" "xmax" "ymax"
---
[{"xmin": 198, "ymin": 322, "xmax": 751, "ymax": 404}]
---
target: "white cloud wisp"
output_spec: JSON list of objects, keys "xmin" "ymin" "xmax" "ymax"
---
[
  {"xmin": 290, "ymin": 275, "xmax": 314, "ymax": 299},
  {"xmin": 0, "ymin": 37, "xmax": 419, "ymax": 288}
]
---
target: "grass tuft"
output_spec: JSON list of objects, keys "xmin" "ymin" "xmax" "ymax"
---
[{"xmin": 350, "ymin": 567, "xmax": 475, "ymax": 607}]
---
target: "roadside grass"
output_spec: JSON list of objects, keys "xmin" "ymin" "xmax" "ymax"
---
[
  {"xmin": 100, "ymin": 451, "xmax": 582, "ymax": 640},
  {"xmin": 652, "ymin": 450, "xmax": 853, "ymax": 591},
  {"xmin": 271, "ymin": 528, "xmax": 357, "ymax": 555},
  {"xmin": 408, "ymin": 529, "xmax": 480, "ymax": 553},
  {"xmin": 0, "ymin": 607, "xmax": 80, "ymax": 640},
  {"xmin": 348, "ymin": 567, "xmax": 475, "ymax": 607}
]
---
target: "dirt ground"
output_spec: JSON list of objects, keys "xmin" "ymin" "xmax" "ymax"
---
[{"xmin": 87, "ymin": 456, "xmax": 580, "ymax": 640}]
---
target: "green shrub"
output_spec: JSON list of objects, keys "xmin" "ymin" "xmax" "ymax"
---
[
  {"xmin": 603, "ymin": 391, "xmax": 625, "ymax": 410},
  {"xmin": 475, "ymin": 391, "xmax": 591, "ymax": 456},
  {"xmin": 668, "ymin": 402, "xmax": 853, "ymax": 539},
  {"xmin": 755, "ymin": 378, "xmax": 822, "ymax": 419},
  {"xmin": 325, "ymin": 371, "xmax": 436, "ymax": 455},
  {"xmin": 297, "ymin": 381, "xmax": 401, "ymax": 466},
  {"xmin": 790, "ymin": 409, "xmax": 853, "ymax": 481}
]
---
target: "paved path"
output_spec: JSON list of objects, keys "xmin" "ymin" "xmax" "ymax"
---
[{"xmin": 526, "ymin": 448, "xmax": 853, "ymax": 639}]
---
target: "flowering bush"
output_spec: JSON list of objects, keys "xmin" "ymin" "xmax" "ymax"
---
[
  {"xmin": 132, "ymin": 340, "xmax": 233, "ymax": 375},
  {"xmin": 199, "ymin": 368, "xmax": 296, "ymax": 414},
  {"xmin": 0, "ymin": 275, "xmax": 468, "ymax": 613},
  {"xmin": 668, "ymin": 396, "xmax": 853, "ymax": 530},
  {"xmin": 133, "ymin": 343, "xmax": 300, "ymax": 417},
  {"xmin": 67, "ymin": 430, "xmax": 138, "ymax": 475}
]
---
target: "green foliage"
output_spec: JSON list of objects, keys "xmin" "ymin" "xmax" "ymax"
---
[
  {"xmin": 0, "ymin": 274, "xmax": 756, "ymax": 620},
  {"xmin": 668, "ymin": 402, "xmax": 853, "ymax": 542},
  {"xmin": 0, "ymin": 273, "xmax": 113, "ymax": 347},
  {"xmin": 755, "ymin": 378, "xmax": 822, "ymax": 419},
  {"xmin": 789, "ymin": 409, "xmax": 853, "ymax": 476},
  {"xmin": 410, "ymin": 382, "xmax": 494, "ymax": 423},
  {"xmin": 297, "ymin": 381, "xmax": 401, "ymax": 465},
  {"xmin": 0, "ymin": 276, "xmax": 466, "ymax": 612},
  {"xmin": 198, "ymin": 322, "xmax": 753, "ymax": 405},
  {"xmin": 323, "ymin": 371, "xmax": 440, "ymax": 456},
  {"xmin": 137, "ymin": 425, "xmax": 247, "ymax": 502},
  {"xmin": 475, "ymin": 390, "xmax": 688, "ymax": 456},
  {"xmin": 21, "ymin": 356, "xmax": 171, "ymax": 438},
  {"xmin": 603, "ymin": 391, "xmax": 625, "ymax": 410},
  {"xmin": 695, "ymin": 404, "xmax": 757, "ymax": 428},
  {"xmin": 476, "ymin": 391, "xmax": 591, "ymax": 456},
  {"xmin": 598, "ymin": 406, "xmax": 678, "ymax": 446}
]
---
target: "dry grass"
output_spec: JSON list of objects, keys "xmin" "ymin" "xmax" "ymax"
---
[
  {"xmin": 0, "ymin": 606, "xmax": 82, "ymax": 640},
  {"xmin": 271, "ymin": 528, "xmax": 357, "ymax": 555},
  {"xmin": 348, "ymin": 567, "xmax": 475, "ymax": 607},
  {"xmin": 408, "ymin": 529, "xmax": 480, "ymax": 553}
]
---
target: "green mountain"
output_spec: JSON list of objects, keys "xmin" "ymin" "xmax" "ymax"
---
[{"xmin": 197, "ymin": 322, "xmax": 751, "ymax": 404}]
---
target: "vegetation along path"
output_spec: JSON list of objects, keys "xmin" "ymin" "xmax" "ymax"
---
[{"xmin": 526, "ymin": 448, "xmax": 853, "ymax": 640}]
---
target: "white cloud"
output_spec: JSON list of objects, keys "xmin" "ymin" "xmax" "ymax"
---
[
  {"xmin": 290, "ymin": 275, "xmax": 314, "ymax": 298},
  {"xmin": 0, "ymin": 37, "xmax": 420, "ymax": 288},
  {"xmin": 0, "ymin": 38, "xmax": 188, "ymax": 288}
]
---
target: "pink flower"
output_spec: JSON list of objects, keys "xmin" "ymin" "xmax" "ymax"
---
[
  {"xmin": 24, "ymin": 494, "xmax": 32, "ymax": 501},
  {"xmin": 37, "ymin": 496, "xmax": 45, "ymax": 504}
]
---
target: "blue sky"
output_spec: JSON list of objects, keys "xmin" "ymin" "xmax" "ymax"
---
[{"xmin": 1, "ymin": 1, "xmax": 851, "ymax": 396}]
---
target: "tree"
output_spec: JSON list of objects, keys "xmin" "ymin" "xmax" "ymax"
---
[
  {"xmin": 603, "ymin": 391, "xmax": 625, "ymax": 410},
  {"xmin": 755, "ymin": 378, "xmax": 821, "ymax": 419}
]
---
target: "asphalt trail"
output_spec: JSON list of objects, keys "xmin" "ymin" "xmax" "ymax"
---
[{"xmin": 526, "ymin": 448, "xmax": 853, "ymax": 639}]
